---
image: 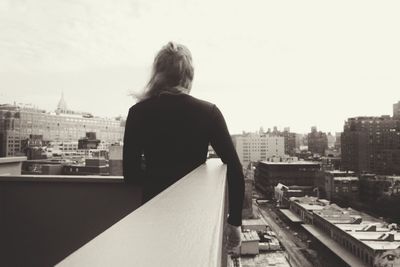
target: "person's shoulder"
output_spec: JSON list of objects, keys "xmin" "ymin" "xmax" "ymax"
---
[
  {"xmin": 128, "ymin": 97, "xmax": 156, "ymax": 113},
  {"xmin": 183, "ymin": 94, "xmax": 216, "ymax": 110},
  {"xmin": 127, "ymin": 94, "xmax": 217, "ymax": 114}
]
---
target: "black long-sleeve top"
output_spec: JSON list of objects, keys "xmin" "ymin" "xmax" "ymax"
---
[{"xmin": 123, "ymin": 93, "xmax": 244, "ymax": 226}]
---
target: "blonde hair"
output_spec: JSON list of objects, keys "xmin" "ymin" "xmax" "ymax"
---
[{"xmin": 138, "ymin": 42, "xmax": 194, "ymax": 101}]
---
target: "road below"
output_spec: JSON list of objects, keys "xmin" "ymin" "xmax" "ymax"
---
[{"xmin": 254, "ymin": 202, "xmax": 313, "ymax": 267}]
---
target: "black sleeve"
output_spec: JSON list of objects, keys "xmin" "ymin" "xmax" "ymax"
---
[
  {"xmin": 123, "ymin": 107, "xmax": 145, "ymax": 185},
  {"xmin": 209, "ymin": 105, "xmax": 244, "ymax": 226}
]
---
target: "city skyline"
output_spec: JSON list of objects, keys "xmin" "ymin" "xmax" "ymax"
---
[
  {"xmin": 1, "ymin": 0, "xmax": 400, "ymax": 134},
  {"xmin": 2, "ymin": 95, "xmax": 399, "ymax": 136}
]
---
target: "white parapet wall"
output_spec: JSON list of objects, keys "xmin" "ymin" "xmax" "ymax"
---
[{"xmin": 57, "ymin": 159, "xmax": 228, "ymax": 267}]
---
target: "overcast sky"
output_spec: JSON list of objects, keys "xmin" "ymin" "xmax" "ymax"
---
[{"xmin": 0, "ymin": 0, "xmax": 399, "ymax": 134}]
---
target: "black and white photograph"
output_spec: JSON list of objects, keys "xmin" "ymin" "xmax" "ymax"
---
[{"xmin": 1, "ymin": 1, "xmax": 400, "ymax": 266}]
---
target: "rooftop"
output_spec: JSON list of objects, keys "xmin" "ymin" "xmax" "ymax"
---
[
  {"xmin": 242, "ymin": 219, "xmax": 266, "ymax": 226},
  {"xmin": 293, "ymin": 196, "xmax": 400, "ymax": 252},
  {"xmin": 348, "ymin": 231, "xmax": 400, "ymax": 241},
  {"xmin": 325, "ymin": 170, "xmax": 355, "ymax": 174},
  {"xmin": 260, "ymin": 161, "xmax": 320, "ymax": 166},
  {"xmin": 302, "ymin": 224, "xmax": 366, "ymax": 267},
  {"xmin": 333, "ymin": 177, "xmax": 359, "ymax": 181},
  {"xmin": 241, "ymin": 231, "xmax": 261, "ymax": 242},
  {"xmin": 290, "ymin": 196, "xmax": 329, "ymax": 210},
  {"xmin": 362, "ymin": 240, "xmax": 400, "ymax": 250}
]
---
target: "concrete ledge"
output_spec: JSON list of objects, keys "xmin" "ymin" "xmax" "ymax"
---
[
  {"xmin": 57, "ymin": 159, "xmax": 228, "ymax": 267},
  {"xmin": 0, "ymin": 175, "xmax": 123, "ymax": 183}
]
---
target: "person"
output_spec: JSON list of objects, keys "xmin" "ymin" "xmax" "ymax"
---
[{"xmin": 123, "ymin": 42, "xmax": 244, "ymax": 252}]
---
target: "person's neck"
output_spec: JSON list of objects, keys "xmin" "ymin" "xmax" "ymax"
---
[{"xmin": 174, "ymin": 86, "xmax": 190, "ymax": 94}]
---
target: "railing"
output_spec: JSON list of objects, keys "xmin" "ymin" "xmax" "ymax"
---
[
  {"xmin": 0, "ymin": 159, "xmax": 228, "ymax": 267},
  {"xmin": 58, "ymin": 159, "xmax": 228, "ymax": 267}
]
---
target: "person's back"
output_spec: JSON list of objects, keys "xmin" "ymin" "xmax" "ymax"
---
[
  {"xmin": 124, "ymin": 93, "xmax": 218, "ymax": 201},
  {"xmin": 123, "ymin": 41, "xmax": 244, "ymax": 252}
]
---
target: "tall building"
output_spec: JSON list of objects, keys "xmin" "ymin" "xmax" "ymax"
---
[
  {"xmin": 394, "ymin": 100, "xmax": 400, "ymax": 119},
  {"xmin": 334, "ymin": 132, "xmax": 342, "ymax": 150},
  {"xmin": 232, "ymin": 132, "xmax": 285, "ymax": 167},
  {"xmin": 327, "ymin": 132, "xmax": 336, "ymax": 148},
  {"xmin": 341, "ymin": 113, "xmax": 400, "ymax": 174},
  {"xmin": 282, "ymin": 128, "xmax": 296, "ymax": 155},
  {"xmin": 0, "ymin": 96, "xmax": 125, "ymax": 157},
  {"xmin": 295, "ymin": 133, "xmax": 305, "ymax": 149},
  {"xmin": 307, "ymin": 126, "xmax": 328, "ymax": 155}
]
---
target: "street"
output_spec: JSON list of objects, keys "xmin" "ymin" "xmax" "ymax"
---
[{"xmin": 254, "ymin": 202, "xmax": 314, "ymax": 267}]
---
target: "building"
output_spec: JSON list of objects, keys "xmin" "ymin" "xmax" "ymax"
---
[
  {"xmin": 47, "ymin": 140, "xmax": 79, "ymax": 157},
  {"xmin": 359, "ymin": 174, "xmax": 400, "ymax": 202},
  {"xmin": 307, "ymin": 126, "xmax": 328, "ymax": 155},
  {"xmin": 242, "ymin": 178, "xmax": 255, "ymax": 219},
  {"xmin": 295, "ymin": 133, "xmax": 305, "ymax": 149},
  {"xmin": 274, "ymin": 183, "xmax": 315, "ymax": 208},
  {"xmin": 109, "ymin": 145, "xmax": 123, "ymax": 176},
  {"xmin": 326, "ymin": 176, "xmax": 359, "ymax": 202},
  {"xmin": 232, "ymin": 132, "xmax": 284, "ymax": 167},
  {"xmin": 63, "ymin": 158, "xmax": 109, "ymax": 175},
  {"xmin": 22, "ymin": 134, "xmax": 48, "ymax": 160},
  {"xmin": 316, "ymin": 170, "xmax": 358, "ymax": 201},
  {"xmin": 358, "ymin": 174, "xmax": 400, "ymax": 223},
  {"xmin": 327, "ymin": 132, "xmax": 336, "ymax": 148},
  {"xmin": 394, "ymin": 101, "xmax": 400, "ymax": 119},
  {"xmin": 254, "ymin": 160, "xmax": 320, "ymax": 198},
  {"xmin": 287, "ymin": 196, "xmax": 400, "ymax": 267},
  {"xmin": 341, "ymin": 112, "xmax": 400, "ymax": 174},
  {"xmin": 278, "ymin": 127, "xmax": 296, "ymax": 156},
  {"xmin": 320, "ymin": 156, "xmax": 341, "ymax": 171},
  {"xmin": 334, "ymin": 132, "xmax": 342, "ymax": 150},
  {"xmin": 240, "ymin": 231, "xmax": 260, "ymax": 255},
  {"xmin": 242, "ymin": 219, "xmax": 267, "ymax": 232},
  {"xmin": 78, "ymin": 132, "xmax": 100, "ymax": 150},
  {"xmin": 0, "ymin": 96, "xmax": 125, "ymax": 157}
]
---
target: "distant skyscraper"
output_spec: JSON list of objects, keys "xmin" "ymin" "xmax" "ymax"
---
[
  {"xmin": 0, "ymin": 95, "xmax": 125, "ymax": 157},
  {"xmin": 307, "ymin": 127, "xmax": 328, "ymax": 155},
  {"xmin": 334, "ymin": 132, "xmax": 342, "ymax": 149},
  {"xmin": 327, "ymin": 132, "xmax": 335, "ymax": 148},
  {"xmin": 295, "ymin": 133, "xmax": 305, "ymax": 148},
  {"xmin": 232, "ymin": 132, "xmax": 285, "ymax": 167},
  {"xmin": 282, "ymin": 128, "xmax": 296, "ymax": 155},
  {"xmin": 393, "ymin": 100, "xmax": 400, "ymax": 119}
]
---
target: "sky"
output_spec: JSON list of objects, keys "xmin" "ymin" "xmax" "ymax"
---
[{"xmin": 0, "ymin": 0, "xmax": 399, "ymax": 134}]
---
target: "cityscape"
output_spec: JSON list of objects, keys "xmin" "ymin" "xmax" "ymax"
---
[
  {"xmin": 1, "ymin": 96, "xmax": 400, "ymax": 266},
  {"xmin": 2, "ymin": 1, "xmax": 400, "ymax": 267}
]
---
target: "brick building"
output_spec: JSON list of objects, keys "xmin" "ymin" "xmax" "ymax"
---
[
  {"xmin": 307, "ymin": 126, "xmax": 328, "ymax": 155},
  {"xmin": 341, "ymin": 113, "xmax": 400, "ymax": 174},
  {"xmin": 254, "ymin": 160, "xmax": 320, "ymax": 198}
]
